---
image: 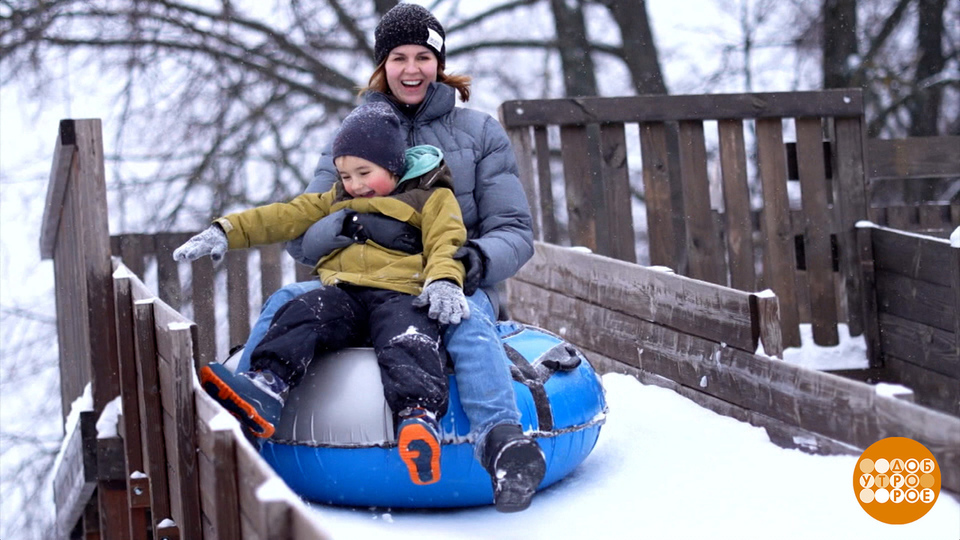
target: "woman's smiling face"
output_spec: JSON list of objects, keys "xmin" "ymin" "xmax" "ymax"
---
[{"xmin": 384, "ymin": 44, "xmax": 439, "ymax": 105}]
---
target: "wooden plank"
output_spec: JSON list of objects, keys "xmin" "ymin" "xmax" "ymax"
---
[
  {"xmin": 154, "ymin": 315, "xmax": 203, "ymax": 537},
  {"xmin": 678, "ymin": 120, "xmax": 724, "ymax": 284},
  {"xmin": 867, "ymin": 136, "xmax": 960, "ymax": 180},
  {"xmin": 718, "ymin": 119, "xmax": 756, "ymax": 291},
  {"xmin": 295, "ymin": 263, "xmax": 313, "ymax": 283},
  {"xmin": 155, "ymin": 234, "xmax": 185, "ymax": 311},
  {"xmin": 505, "ymin": 125, "xmax": 541, "ymax": 241},
  {"xmin": 499, "ymin": 89, "xmax": 864, "ymax": 127},
  {"xmin": 878, "ymin": 312, "xmax": 960, "ymax": 378},
  {"xmin": 227, "ymin": 250, "xmax": 251, "ymax": 348},
  {"xmin": 533, "ymin": 126, "xmax": 559, "ymax": 244},
  {"xmin": 196, "ymin": 393, "xmax": 241, "ymax": 540},
  {"xmin": 951, "ymin": 241, "xmax": 960, "ymax": 377},
  {"xmin": 876, "ymin": 269, "xmax": 957, "ymax": 333},
  {"xmin": 191, "ymin": 257, "xmax": 217, "ymax": 365},
  {"xmin": 638, "ymin": 122, "xmax": 677, "ymax": 267},
  {"xmin": 236, "ymin": 441, "xmax": 274, "ymax": 538},
  {"xmin": 832, "ymin": 116, "xmax": 869, "ymax": 336},
  {"xmin": 885, "ymin": 205, "xmax": 916, "ymax": 230},
  {"xmin": 751, "ymin": 292, "xmax": 783, "ymax": 358},
  {"xmin": 53, "ymin": 412, "xmax": 98, "ymax": 537},
  {"xmin": 559, "ymin": 124, "xmax": 597, "ymax": 251},
  {"xmin": 796, "ymin": 117, "xmax": 839, "ymax": 345},
  {"xmin": 110, "ymin": 271, "xmax": 150, "ymax": 540},
  {"xmin": 871, "ymin": 226, "xmax": 954, "ymax": 286},
  {"xmin": 53, "ymin": 189, "xmax": 92, "ymax": 422},
  {"xmin": 514, "ymin": 242, "xmax": 758, "ymax": 351},
  {"xmin": 97, "ymin": 481, "xmax": 130, "ymax": 540},
  {"xmin": 755, "ymin": 117, "xmax": 801, "ymax": 347},
  {"xmin": 918, "ymin": 203, "xmax": 954, "ymax": 233},
  {"xmin": 258, "ymin": 244, "xmax": 283, "ymax": 304},
  {"xmin": 597, "ymin": 122, "xmax": 637, "ymax": 262},
  {"xmin": 118, "ymin": 234, "xmax": 148, "ymax": 280},
  {"xmin": 884, "ymin": 354, "xmax": 960, "ymax": 418},
  {"xmin": 132, "ymin": 301, "xmax": 173, "ymax": 536},
  {"xmin": 40, "ymin": 119, "xmax": 78, "ymax": 260},
  {"xmin": 856, "ymin": 226, "xmax": 883, "ymax": 367},
  {"xmin": 508, "ymin": 279, "xmax": 960, "ymax": 492}
]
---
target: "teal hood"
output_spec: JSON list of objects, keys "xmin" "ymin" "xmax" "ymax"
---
[{"xmin": 398, "ymin": 145, "xmax": 444, "ymax": 185}]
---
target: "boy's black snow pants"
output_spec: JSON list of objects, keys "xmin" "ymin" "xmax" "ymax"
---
[{"xmin": 249, "ymin": 284, "xmax": 448, "ymax": 418}]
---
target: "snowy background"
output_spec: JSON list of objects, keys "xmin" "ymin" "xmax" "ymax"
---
[{"xmin": 1, "ymin": 0, "xmax": 958, "ymax": 538}]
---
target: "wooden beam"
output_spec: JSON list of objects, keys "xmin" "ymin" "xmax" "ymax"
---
[
  {"xmin": 499, "ymin": 89, "xmax": 864, "ymax": 127},
  {"xmin": 867, "ymin": 136, "xmax": 960, "ymax": 180},
  {"xmin": 40, "ymin": 119, "xmax": 77, "ymax": 260},
  {"xmin": 514, "ymin": 242, "xmax": 759, "ymax": 352}
]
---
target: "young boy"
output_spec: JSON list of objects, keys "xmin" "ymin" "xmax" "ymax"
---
[{"xmin": 173, "ymin": 102, "xmax": 469, "ymax": 486}]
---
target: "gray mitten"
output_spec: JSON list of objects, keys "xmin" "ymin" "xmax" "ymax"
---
[
  {"xmin": 413, "ymin": 280, "xmax": 471, "ymax": 325},
  {"xmin": 173, "ymin": 225, "xmax": 228, "ymax": 262}
]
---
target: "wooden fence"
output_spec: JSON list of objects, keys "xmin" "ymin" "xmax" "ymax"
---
[
  {"xmin": 508, "ymin": 242, "xmax": 960, "ymax": 494},
  {"xmin": 44, "ymin": 119, "xmax": 330, "ymax": 539},
  {"xmin": 109, "ymin": 233, "xmax": 312, "ymax": 365},
  {"xmin": 499, "ymin": 89, "xmax": 873, "ymax": 350},
  {"xmin": 865, "ymin": 136, "xmax": 960, "ymax": 236},
  {"xmin": 858, "ymin": 224, "xmax": 960, "ymax": 416}
]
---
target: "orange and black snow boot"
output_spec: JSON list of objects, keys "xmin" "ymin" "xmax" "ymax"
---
[{"xmin": 397, "ymin": 408, "xmax": 442, "ymax": 485}]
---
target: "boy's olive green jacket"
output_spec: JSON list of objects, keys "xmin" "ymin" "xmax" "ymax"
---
[{"xmin": 216, "ymin": 161, "xmax": 465, "ymax": 297}]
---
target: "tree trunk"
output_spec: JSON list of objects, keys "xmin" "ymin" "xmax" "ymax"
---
[
  {"xmin": 373, "ymin": 0, "xmax": 399, "ymax": 18},
  {"xmin": 549, "ymin": 0, "xmax": 599, "ymax": 97},
  {"xmin": 601, "ymin": 0, "xmax": 667, "ymax": 95},
  {"xmin": 822, "ymin": 0, "xmax": 858, "ymax": 88},
  {"xmin": 908, "ymin": 0, "xmax": 946, "ymax": 136}
]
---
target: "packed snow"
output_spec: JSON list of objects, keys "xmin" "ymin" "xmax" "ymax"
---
[{"xmin": 304, "ymin": 372, "xmax": 959, "ymax": 539}]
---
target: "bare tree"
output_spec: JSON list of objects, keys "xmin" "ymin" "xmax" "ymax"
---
[
  {"xmin": 822, "ymin": 0, "xmax": 858, "ymax": 89},
  {"xmin": 597, "ymin": 0, "xmax": 666, "ymax": 95},
  {"xmin": 549, "ymin": 0, "xmax": 599, "ymax": 97}
]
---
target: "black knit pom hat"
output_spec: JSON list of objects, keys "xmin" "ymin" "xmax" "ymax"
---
[
  {"xmin": 332, "ymin": 102, "xmax": 406, "ymax": 178},
  {"xmin": 374, "ymin": 3, "xmax": 446, "ymax": 68}
]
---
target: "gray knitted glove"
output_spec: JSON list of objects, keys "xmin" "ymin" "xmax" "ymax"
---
[
  {"xmin": 413, "ymin": 280, "xmax": 471, "ymax": 325},
  {"xmin": 173, "ymin": 225, "xmax": 228, "ymax": 262}
]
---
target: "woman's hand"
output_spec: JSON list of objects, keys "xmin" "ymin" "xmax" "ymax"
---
[
  {"xmin": 414, "ymin": 280, "xmax": 471, "ymax": 325},
  {"xmin": 173, "ymin": 225, "xmax": 228, "ymax": 262}
]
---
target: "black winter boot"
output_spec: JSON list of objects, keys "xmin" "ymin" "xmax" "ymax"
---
[{"xmin": 481, "ymin": 424, "xmax": 547, "ymax": 513}]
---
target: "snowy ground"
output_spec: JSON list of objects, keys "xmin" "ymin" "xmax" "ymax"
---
[{"xmin": 306, "ymin": 372, "xmax": 959, "ymax": 540}]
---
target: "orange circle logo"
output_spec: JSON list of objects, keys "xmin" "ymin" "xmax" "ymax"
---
[{"xmin": 854, "ymin": 437, "xmax": 940, "ymax": 524}]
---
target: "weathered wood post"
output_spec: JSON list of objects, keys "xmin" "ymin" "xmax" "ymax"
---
[{"xmin": 41, "ymin": 119, "xmax": 129, "ymax": 539}]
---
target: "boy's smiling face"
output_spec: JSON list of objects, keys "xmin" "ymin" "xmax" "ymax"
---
[{"xmin": 336, "ymin": 155, "xmax": 398, "ymax": 198}]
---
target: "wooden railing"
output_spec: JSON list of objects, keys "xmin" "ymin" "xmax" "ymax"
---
[
  {"xmin": 509, "ymin": 242, "xmax": 960, "ymax": 494},
  {"xmin": 499, "ymin": 89, "xmax": 872, "ymax": 349},
  {"xmin": 109, "ymin": 233, "xmax": 312, "ymax": 365},
  {"xmin": 858, "ymin": 224, "xmax": 960, "ymax": 416},
  {"xmin": 43, "ymin": 119, "xmax": 330, "ymax": 539},
  {"xmin": 865, "ymin": 136, "xmax": 960, "ymax": 235}
]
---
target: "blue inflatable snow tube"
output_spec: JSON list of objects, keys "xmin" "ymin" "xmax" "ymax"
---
[{"xmin": 257, "ymin": 321, "xmax": 607, "ymax": 508}]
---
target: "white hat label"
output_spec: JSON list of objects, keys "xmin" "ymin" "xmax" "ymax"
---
[{"xmin": 426, "ymin": 28, "xmax": 443, "ymax": 52}]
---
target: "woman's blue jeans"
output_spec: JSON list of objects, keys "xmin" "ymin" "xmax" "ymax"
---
[{"xmin": 238, "ymin": 282, "xmax": 521, "ymax": 459}]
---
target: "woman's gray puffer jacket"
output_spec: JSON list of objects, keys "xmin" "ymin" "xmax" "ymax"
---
[{"xmin": 288, "ymin": 82, "xmax": 534, "ymax": 294}]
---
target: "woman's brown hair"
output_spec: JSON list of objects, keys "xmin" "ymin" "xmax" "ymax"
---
[{"xmin": 360, "ymin": 62, "xmax": 472, "ymax": 103}]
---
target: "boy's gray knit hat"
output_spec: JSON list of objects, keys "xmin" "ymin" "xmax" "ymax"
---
[
  {"xmin": 332, "ymin": 102, "xmax": 406, "ymax": 177},
  {"xmin": 374, "ymin": 4, "xmax": 446, "ymax": 68}
]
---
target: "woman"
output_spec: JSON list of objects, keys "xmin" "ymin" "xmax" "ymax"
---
[{"xmin": 241, "ymin": 4, "xmax": 544, "ymax": 513}]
